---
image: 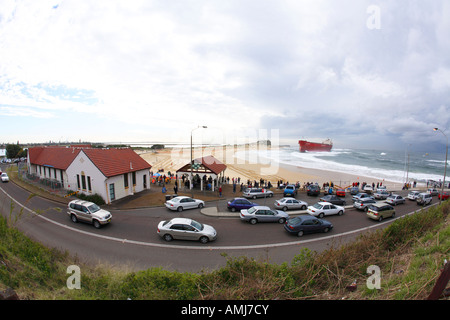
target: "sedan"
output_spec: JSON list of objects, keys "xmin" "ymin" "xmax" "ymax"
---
[
  {"xmin": 284, "ymin": 215, "xmax": 333, "ymax": 237},
  {"xmin": 157, "ymin": 218, "xmax": 217, "ymax": 244},
  {"xmin": 374, "ymin": 190, "xmax": 390, "ymax": 200},
  {"xmin": 240, "ymin": 206, "xmax": 289, "ymax": 224},
  {"xmin": 165, "ymin": 196, "xmax": 205, "ymax": 212},
  {"xmin": 352, "ymin": 193, "xmax": 374, "ymax": 202},
  {"xmin": 319, "ymin": 195, "xmax": 346, "ymax": 206},
  {"xmin": 438, "ymin": 191, "xmax": 450, "ymax": 200},
  {"xmin": 336, "ymin": 189, "xmax": 346, "ymax": 197},
  {"xmin": 307, "ymin": 202, "xmax": 345, "ymax": 218},
  {"xmin": 386, "ymin": 194, "xmax": 405, "ymax": 206},
  {"xmin": 1, "ymin": 173, "xmax": 9, "ymax": 183},
  {"xmin": 353, "ymin": 198, "xmax": 377, "ymax": 211},
  {"xmin": 274, "ymin": 198, "xmax": 308, "ymax": 211},
  {"xmin": 227, "ymin": 198, "xmax": 257, "ymax": 212}
]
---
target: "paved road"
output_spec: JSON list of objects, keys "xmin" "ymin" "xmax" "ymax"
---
[{"xmin": 0, "ymin": 172, "xmax": 434, "ymax": 272}]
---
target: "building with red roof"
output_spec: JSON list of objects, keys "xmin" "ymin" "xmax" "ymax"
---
[{"xmin": 27, "ymin": 146, "xmax": 152, "ymax": 204}]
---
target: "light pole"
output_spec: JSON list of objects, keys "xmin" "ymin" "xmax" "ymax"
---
[
  {"xmin": 433, "ymin": 128, "xmax": 448, "ymax": 204},
  {"xmin": 191, "ymin": 126, "xmax": 207, "ymax": 197}
]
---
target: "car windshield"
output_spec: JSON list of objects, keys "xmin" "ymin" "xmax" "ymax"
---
[
  {"xmin": 190, "ymin": 220, "xmax": 204, "ymax": 231},
  {"xmin": 247, "ymin": 207, "xmax": 257, "ymax": 214},
  {"xmin": 88, "ymin": 204, "xmax": 100, "ymax": 213},
  {"xmin": 312, "ymin": 203, "xmax": 323, "ymax": 209}
]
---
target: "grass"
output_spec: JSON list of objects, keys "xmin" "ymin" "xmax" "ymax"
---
[{"xmin": 0, "ymin": 200, "xmax": 449, "ymax": 300}]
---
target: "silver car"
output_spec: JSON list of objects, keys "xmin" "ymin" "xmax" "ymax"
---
[
  {"xmin": 242, "ymin": 188, "xmax": 274, "ymax": 199},
  {"xmin": 157, "ymin": 218, "xmax": 217, "ymax": 244},
  {"xmin": 274, "ymin": 198, "xmax": 308, "ymax": 211},
  {"xmin": 165, "ymin": 196, "xmax": 205, "ymax": 212},
  {"xmin": 386, "ymin": 194, "xmax": 405, "ymax": 206},
  {"xmin": 240, "ymin": 206, "xmax": 289, "ymax": 224},
  {"xmin": 67, "ymin": 200, "xmax": 112, "ymax": 228},
  {"xmin": 407, "ymin": 190, "xmax": 421, "ymax": 200}
]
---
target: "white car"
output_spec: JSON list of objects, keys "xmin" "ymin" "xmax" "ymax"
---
[
  {"xmin": 1, "ymin": 173, "xmax": 9, "ymax": 182},
  {"xmin": 408, "ymin": 190, "xmax": 421, "ymax": 200},
  {"xmin": 157, "ymin": 218, "xmax": 217, "ymax": 244},
  {"xmin": 274, "ymin": 198, "xmax": 308, "ymax": 211},
  {"xmin": 307, "ymin": 202, "xmax": 345, "ymax": 218},
  {"xmin": 165, "ymin": 196, "xmax": 205, "ymax": 212}
]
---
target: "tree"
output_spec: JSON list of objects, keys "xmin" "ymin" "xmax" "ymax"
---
[{"xmin": 6, "ymin": 144, "xmax": 22, "ymax": 158}]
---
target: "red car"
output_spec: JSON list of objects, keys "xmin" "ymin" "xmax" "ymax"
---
[
  {"xmin": 336, "ymin": 189, "xmax": 346, "ymax": 197},
  {"xmin": 438, "ymin": 191, "xmax": 450, "ymax": 200}
]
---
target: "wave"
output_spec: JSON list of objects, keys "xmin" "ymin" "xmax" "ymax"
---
[{"xmin": 234, "ymin": 148, "xmax": 450, "ymax": 183}]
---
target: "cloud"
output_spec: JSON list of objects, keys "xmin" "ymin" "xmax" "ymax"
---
[{"xmin": 0, "ymin": 0, "xmax": 449, "ymax": 150}]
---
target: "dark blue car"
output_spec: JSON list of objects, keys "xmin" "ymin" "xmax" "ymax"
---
[
  {"xmin": 227, "ymin": 198, "xmax": 258, "ymax": 212},
  {"xmin": 284, "ymin": 215, "xmax": 333, "ymax": 237}
]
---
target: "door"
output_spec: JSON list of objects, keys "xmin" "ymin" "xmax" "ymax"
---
[{"xmin": 109, "ymin": 183, "xmax": 115, "ymax": 201}]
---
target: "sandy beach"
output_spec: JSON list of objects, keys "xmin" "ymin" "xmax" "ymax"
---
[{"xmin": 138, "ymin": 145, "xmax": 408, "ymax": 191}]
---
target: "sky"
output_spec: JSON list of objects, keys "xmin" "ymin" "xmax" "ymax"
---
[{"xmin": 1, "ymin": 0, "xmax": 450, "ymax": 152}]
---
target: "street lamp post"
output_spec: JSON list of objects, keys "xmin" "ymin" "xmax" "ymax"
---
[
  {"xmin": 191, "ymin": 126, "xmax": 207, "ymax": 197},
  {"xmin": 433, "ymin": 128, "xmax": 448, "ymax": 204}
]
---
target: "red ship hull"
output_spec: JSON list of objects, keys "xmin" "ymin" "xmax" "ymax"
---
[{"xmin": 298, "ymin": 140, "xmax": 332, "ymax": 152}]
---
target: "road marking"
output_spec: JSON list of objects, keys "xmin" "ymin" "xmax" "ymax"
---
[{"xmin": 0, "ymin": 186, "xmax": 436, "ymax": 251}]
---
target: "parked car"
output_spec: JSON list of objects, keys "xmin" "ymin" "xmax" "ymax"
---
[
  {"xmin": 438, "ymin": 191, "xmax": 450, "ymax": 200},
  {"xmin": 352, "ymin": 193, "xmax": 374, "ymax": 202},
  {"xmin": 350, "ymin": 187, "xmax": 360, "ymax": 195},
  {"xmin": 67, "ymin": 200, "xmax": 112, "ymax": 228},
  {"xmin": 407, "ymin": 190, "xmax": 421, "ymax": 201},
  {"xmin": 1, "ymin": 173, "xmax": 9, "ymax": 183},
  {"xmin": 307, "ymin": 202, "xmax": 345, "ymax": 218},
  {"xmin": 367, "ymin": 203, "xmax": 396, "ymax": 222},
  {"xmin": 227, "ymin": 198, "xmax": 257, "ymax": 212},
  {"xmin": 319, "ymin": 195, "xmax": 346, "ymax": 206},
  {"xmin": 283, "ymin": 184, "xmax": 297, "ymax": 197},
  {"xmin": 427, "ymin": 188, "xmax": 439, "ymax": 196},
  {"xmin": 242, "ymin": 188, "xmax": 274, "ymax": 199},
  {"xmin": 363, "ymin": 185, "xmax": 373, "ymax": 193},
  {"xmin": 284, "ymin": 215, "xmax": 333, "ymax": 237},
  {"xmin": 165, "ymin": 196, "xmax": 205, "ymax": 212},
  {"xmin": 274, "ymin": 198, "xmax": 308, "ymax": 211},
  {"xmin": 386, "ymin": 194, "xmax": 405, "ymax": 206},
  {"xmin": 416, "ymin": 192, "xmax": 432, "ymax": 206},
  {"xmin": 336, "ymin": 188, "xmax": 346, "ymax": 197},
  {"xmin": 353, "ymin": 198, "xmax": 377, "ymax": 211},
  {"xmin": 240, "ymin": 206, "xmax": 289, "ymax": 224},
  {"xmin": 374, "ymin": 190, "xmax": 390, "ymax": 200},
  {"xmin": 157, "ymin": 218, "xmax": 217, "ymax": 244},
  {"xmin": 306, "ymin": 184, "xmax": 320, "ymax": 196}
]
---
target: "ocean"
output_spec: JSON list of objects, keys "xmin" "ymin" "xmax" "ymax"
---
[{"xmin": 234, "ymin": 147, "xmax": 450, "ymax": 185}]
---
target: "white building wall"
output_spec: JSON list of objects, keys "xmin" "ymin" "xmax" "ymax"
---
[{"xmin": 66, "ymin": 151, "xmax": 108, "ymax": 202}]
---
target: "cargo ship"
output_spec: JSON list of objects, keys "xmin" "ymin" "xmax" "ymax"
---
[{"xmin": 298, "ymin": 139, "xmax": 333, "ymax": 152}]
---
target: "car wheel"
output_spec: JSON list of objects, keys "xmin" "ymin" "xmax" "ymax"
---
[
  {"xmin": 278, "ymin": 218, "xmax": 286, "ymax": 224},
  {"xmin": 318, "ymin": 213, "xmax": 324, "ymax": 218},
  {"xmin": 282, "ymin": 206, "xmax": 288, "ymax": 211},
  {"xmin": 71, "ymin": 214, "xmax": 78, "ymax": 223},
  {"xmin": 252, "ymin": 195, "xmax": 257, "ymax": 199},
  {"xmin": 177, "ymin": 206, "xmax": 183, "ymax": 212},
  {"xmin": 199, "ymin": 236, "xmax": 209, "ymax": 244},
  {"xmin": 301, "ymin": 205, "xmax": 306, "ymax": 210},
  {"xmin": 269, "ymin": 193, "xmax": 273, "ymax": 197},
  {"xmin": 378, "ymin": 216, "xmax": 383, "ymax": 222},
  {"xmin": 93, "ymin": 220, "xmax": 101, "ymax": 229},
  {"xmin": 231, "ymin": 207, "xmax": 236, "ymax": 212},
  {"xmin": 338, "ymin": 210, "xmax": 343, "ymax": 216},
  {"xmin": 391, "ymin": 212, "xmax": 396, "ymax": 219},
  {"xmin": 163, "ymin": 234, "xmax": 173, "ymax": 242},
  {"xmin": 297, "ymin": 230, "xmax": 304, "ymax": 237},
  {"xmin": 198, "ymin": 203, "xmax": 204, "ymax": 209},
  {"xmin": 323, "ymin": 227, "xmax": 329, "ymax": 233},
  {"xmin": 249, "ymin": 218, "xmax": 257, "ymax": 225}
]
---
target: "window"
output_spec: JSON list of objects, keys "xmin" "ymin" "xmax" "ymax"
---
[
  {"xmin": 124, "ymin": 173, "xmax": 128, "ymax": 188},
  {"xmin": 87, "ymin": 176, "xmax": 92, "ymax": 192},
  {"xmin": 109, "ymin": 183, "xmax": 115, "ymax": 201},
  {"xmin": 132, "ymin": 172, "xmax": 136, "ymax": 186},
  {"xmin": 81, "ymin": 175, "xmax": 86, "ymax": 190},
  {"xmin": 76, "ymin": 174, "xmax": 80, "ymax": 189}
]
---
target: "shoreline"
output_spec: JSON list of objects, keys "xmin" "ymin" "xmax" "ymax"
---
[{"xmin": 139, "ymin": 146, "xmax": 414, "ymax": 191}]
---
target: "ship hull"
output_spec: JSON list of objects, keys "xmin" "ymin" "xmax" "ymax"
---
[{"xmin": 298, "ymin": 140, "xmax": 332, "ymax": 152}]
